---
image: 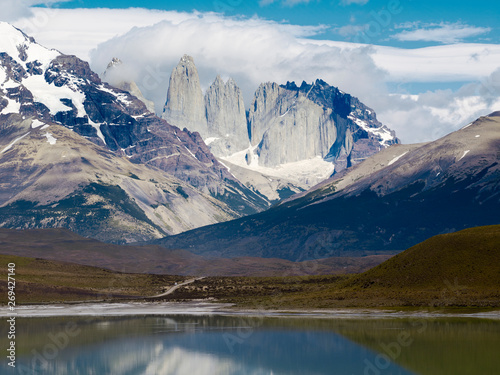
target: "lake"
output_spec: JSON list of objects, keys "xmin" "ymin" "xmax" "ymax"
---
[{"xmin": 2, "ymin": 311, "xmax": 500, "ymax": 374}]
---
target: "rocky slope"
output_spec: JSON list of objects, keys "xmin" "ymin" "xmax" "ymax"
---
[
  {"xmin": 0, "ymin": 22, "xmax": 268, "ymax": 241},
  {"xmin": 152, "ymin": 112, "xmax": 500, "ymax": 260},
  {"xmin": 0, "ymin": 114, "xmax": 236, "ymax": 243}
]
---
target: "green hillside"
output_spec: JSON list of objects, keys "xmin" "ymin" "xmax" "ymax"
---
[{"xmin": 345, "ymin": 224, "xmax": 500, "ymax": 289}]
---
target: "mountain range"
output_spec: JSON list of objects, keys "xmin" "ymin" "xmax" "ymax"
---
[
  {"xmin": 0, "ymin": 22, "xmax": 269, "ymax": 242},
  {"xmin": 1, "ymin": 21, "xmax": 498, "ymax": 262},
  {"xmin": 0, "ymin": 22, "xmax": 402, "ymax": 243}
]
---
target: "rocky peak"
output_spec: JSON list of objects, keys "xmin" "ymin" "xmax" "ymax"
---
[
  {"xmin": 162, "ymin": 55, "xmax": 208, "ymax": 137},
  {"xmin": 248, "ymin": 82, "xmax": 284, "ymax": 146},
  {"xmin": 101, "ymin": 57, "xmax": 155, "ymax": 114},
  {"xmin": 106, "ymin": 57, "xmax": 122, "ymax": 70},
  {"xmin": 180, "ymin": 54, "xmax": 194, "ymax": 65},
  {"xmin": 204, "ymin": 74, "xmax": 248, "ymax": 156}
]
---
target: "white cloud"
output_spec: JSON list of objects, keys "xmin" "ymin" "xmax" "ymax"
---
[
  {"xmin": 376, "ymin": 91, "xmax": 499, "ymax": 143},
  {"xmin": 87, "ymin": 13, "xmax": 385, "ymax": 115},
  {"xmin": 0, "ymin": 0, "xmax": 68, "ymax": 22},
  {"xmin": 13, "ymin": 8, "xmax": 200, "ymax": 61},
  {"xmin": 11, "ymin": 8, "xmax": 500, "ymax": 144},
  {"xmin": 370, "ymin": 43, "xmax": 500, "ymax": 82},
  {"xmin": 393, "ymin": 22, "xmax": 492, "ymax": 44}
]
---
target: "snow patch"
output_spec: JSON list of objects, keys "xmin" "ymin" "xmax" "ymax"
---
[
  {"xmin": 1, "ymin": 132, "xmax": 30, "ymax": 154},
  {"xmin": 475, "ymin": 135, "xmax": 480, "ymax": 138},
  {"xmin": 0, "ymin": 23, "xmax": 59, "ymax": 72},
  {"xmin": 0, "ymin": 96, "xmax": 20, "ymax": 115},
  {"xmin": 87, "ymin": 118, "xmax": 107, "ymax": 145},
  {"xmin": 31, "ymin": 119, "xmax": 46, "ymax": 128},
  {"xmin": 388, "ymin": 151, "xmax": 409, "ymax": 166},
  {"xmin": 222, "ymin": 145, "xmax": 335, "ymax": 187},
  {"xmin": 23, "ymin": 75, "xmax": 86, "ymax": 117},
  {"xmin": 204, "ymin": 137, "xmax": 219, "ymax": 146},
  {"xmin": 43, "ymin": 132, "xmax": 57, "ymax": 145},
  {"xmin": 184, "ymin": 146, "xmax": 198, "ymax": 160},
  {"xmin": 348, "ymin": 114, "xmax": 394, "ymax": 146},
  {"xmin": 458, "ymin": 150, "xmax": 470, "ymax": 161},
  {"xmin": 98, "ymin": 84, "xmax": 133, "ymax": 106}
]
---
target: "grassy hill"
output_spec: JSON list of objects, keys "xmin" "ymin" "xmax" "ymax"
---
[{"xmin": 344, "ymin": 225, "xmax": 500, "ymax": 289}]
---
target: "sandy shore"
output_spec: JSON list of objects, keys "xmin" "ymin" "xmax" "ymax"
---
[{"xmin": 3, "ymin": 302, "xmax": 500, "ymax": 319}]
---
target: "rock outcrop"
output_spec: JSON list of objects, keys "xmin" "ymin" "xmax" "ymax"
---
[
  {"xmin": 162, "ymin": 55, "xmax": 208, "ymax": 137},
  {"xmin": 248, "ymin": 82, "xmax": 339, "ymax": 167},
  {"xmin": 162, "ymin": 57, "xmax": 249, "ymax": 157}
]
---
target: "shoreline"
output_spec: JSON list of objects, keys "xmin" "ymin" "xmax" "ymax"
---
[{"xmin": 3, "ymin": 301, "xmax": 500, "ymax": 319}]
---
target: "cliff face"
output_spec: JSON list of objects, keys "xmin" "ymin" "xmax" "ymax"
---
[
  {"xmin": 162, "ymin": 55, "xmax": 208, "ymax": 137},
  {"xmin": 248, "ymin": 80, "xmax": 398, "ymax": 171},
  {"xmin": 248, "ymin": 82, "xmax": 339, "ymax": 167},
  {"xmin": 204, "ymin": 75, "xmax": 249, "ymax": 157}
]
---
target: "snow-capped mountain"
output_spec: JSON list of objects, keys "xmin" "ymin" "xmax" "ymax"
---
[
  {"xmin": 0, "ymin": 22, "xmax": 269, "ymax": 242},
  {"xmin": 160, "ymin": 55, "xmax": 398, "ymax": 201},
  {"xmin": 153, "ymin": 112, "xmax": 500, "ymax": 260}
]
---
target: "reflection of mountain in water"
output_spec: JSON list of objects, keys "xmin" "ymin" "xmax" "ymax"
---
[{"xmin": 9, "ymin": 316, "xmax": 414, "ymax": 375}]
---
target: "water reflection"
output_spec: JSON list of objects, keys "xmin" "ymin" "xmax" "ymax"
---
[{"xmin": 2, "ymin": 315, "xmax": 498, "ymax": 375}]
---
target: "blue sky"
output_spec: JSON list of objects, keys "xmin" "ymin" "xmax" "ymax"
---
[{"xmin": 53, "ymin": 0, "xmax": 499, "ymax": 48}]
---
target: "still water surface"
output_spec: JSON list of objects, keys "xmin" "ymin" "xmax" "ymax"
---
[{"xmin": 3, "ymin": 314, "xmax": 500, "ymax": 374}]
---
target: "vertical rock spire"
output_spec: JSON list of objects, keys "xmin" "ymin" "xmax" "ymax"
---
[
  {"xmin": 162, "ymin": 55, "xmax": 208, "ymax": 137},
  {"xmin": 204, "ymin": 75, "xmax": 249, "ymax": 156}
]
